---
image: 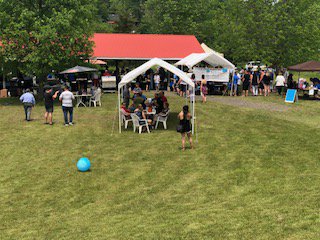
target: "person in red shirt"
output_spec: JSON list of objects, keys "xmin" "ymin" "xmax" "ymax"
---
[
  {"xmin": 121, "ymin": 102, "xmax": 131, "ymax": 114},
  {"xmin": 159, "ymin": 91, "xmax": 167, "ymax": 103}
]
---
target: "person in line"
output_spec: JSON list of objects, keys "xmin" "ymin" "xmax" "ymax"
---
[
  {"xmin": 19, "ymin": 88, "xmax": 35, "ymax": 121},
  {"xmin": 154, "ymin": 73, "xmax": 160, "ymax": 91},
  {"xmin": 44, "ymin": 87, "xmax": 59, "ymax": 125},
  {"xmin": 263, "ymin": 72, "xmax": 271, "ymax": 96},
  {"xmin": 242, "ymin": 70, "xmax": 251, "ymax": 97},
  {"xmin": 233, "ymin": 71, "xmax": 239, "ymax": 96},
  {"xmin": 178, "ymin": 105, "xmax": 193, "ymax": 151},
  {"xmin": 287, "ymin": 73, "xmax": 294, "ymax": 89},
  {"xmin": 275, "ymin": 72, "xmax": 286, "ymax": 96},
  {"xmin": 251, "ymin": 69, "xmax": 259, "ymax": 96},
  {"xmin": 259, "ymin": 70, "xmax": 265, "ymax": 96},
  {"xmin": 200, "ymin": 74, "xmax": 208, "ymax": 103},
  {"xmin": 59, "ymin": 86, "xmax": 75, "ymax": 126}
]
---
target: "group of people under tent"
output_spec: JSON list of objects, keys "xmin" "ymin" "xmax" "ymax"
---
[
  {"xmin": 120, "ymin": 82, "xmax": 193, "ymax": 150},
  {"xmin": 121, "ymin": 83, "xmax": 170, "ymax": 129}
]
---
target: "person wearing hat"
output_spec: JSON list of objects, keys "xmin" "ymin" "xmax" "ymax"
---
[
  {"xmin": 19, "ymin": 89, "xmax": 35, "ymax": 121},
  {"xmin": 44, "ymin": 87, "xmax": 59, "ymax": 125}
]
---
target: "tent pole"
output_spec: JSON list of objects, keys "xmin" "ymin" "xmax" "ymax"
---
[
  {"xmin": 118, "ymin": 86, "xmax": 122, "ymax": 133},
  {"xmin": 192, "ymin": 86, "xmax": 195, "ymax": 135},
  {"xmin": 230, "ymin": 69, "xmax": 234, "ymax": 96}
]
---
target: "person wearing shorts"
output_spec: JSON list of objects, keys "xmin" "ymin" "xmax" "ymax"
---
[{"xmin": 44, "ymin": 87, "xmax": 59, "ymax": 125}]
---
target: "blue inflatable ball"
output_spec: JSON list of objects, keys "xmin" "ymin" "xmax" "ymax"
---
[{"xmin": 77, "ymin": 157, "xmax": 91, "ymax": 172}]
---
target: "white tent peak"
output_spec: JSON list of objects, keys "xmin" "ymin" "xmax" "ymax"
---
[
  {"xmin": 119, "ymin": 58, "xmax": 194, "ymax": 88},
  {"xmin": 175, "ymin": 44, "xmax": 235, "ymax": 69}
]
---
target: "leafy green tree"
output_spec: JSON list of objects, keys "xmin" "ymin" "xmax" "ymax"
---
[{"xmin": 0, "ymin": 0, "xmax": 97, "ymax": 91}]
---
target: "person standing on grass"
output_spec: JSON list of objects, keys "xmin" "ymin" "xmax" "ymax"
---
[
  {"xmin": 233, "ymin": 71, "xmax": 239, "ymax": 96},
  {"xmin": 59, "ymin": 86, "xmax": 75, "ymax": 126},
  {"xmin": 275, "ymin": 72, "xmax": 286, "ymax": 96},
  {"xmin": 259, "ymin": 70, "xmax": 265, "ymax": 96},
  {"xmin": 19, "ymin": 88, "xmax": 35, "ymax": 121},
  {"xmin": 178, "ymin": 105, "xmax": 193, "ymax": 151},
  {"xmin": 200, "ymin": 74, "xmax": 208, "ymax": 103},
  {"xmin": 44, "ymin": 87, "xmax": 59, "ymax": 125},
  {"xmin": 251, "ymin": 69, "xmax": 259, "ymax": 96},
  {"xmin": 154, "ymin": 73, "xmax": 160, "ymax": 91},
  {"xmin": 242, "ymin": 70, "xmax": 251, "ymax": 97},
  {"xmin": 263, "ymin": 71, "xmax": 271, "ymax": 96}
]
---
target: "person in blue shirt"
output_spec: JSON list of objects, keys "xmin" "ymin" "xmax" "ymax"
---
[
  {"xmin": 233, "ymin": 72, "xmax": 239, "ymax": 96},
  {"xmin": 19, "ymin": 89, "xmax": 36, "ymax": 121}
]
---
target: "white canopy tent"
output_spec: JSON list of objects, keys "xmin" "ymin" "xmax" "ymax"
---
[
  {"xmin": 118, "ymin": 58, "xmax": 195, "ymax": 133},
  {"xmin": 175, "ymin": 46, "xmax": 235, "ymax": 94},
  {"xmin": 174, "ymin": 52, "xmax": 235, "ymax": 69}
]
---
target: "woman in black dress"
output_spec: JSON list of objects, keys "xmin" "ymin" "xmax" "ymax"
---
[
  {"xmin": 178, "ymin": 105, "xmax": 193, "ymax": 150},
  {"xmin": 242, "ymin": 70, "xmax": 251, "ymax": 97},
  {"xmin": 263, "ymin": 72, "xmax": 271, "ymax": 96}
]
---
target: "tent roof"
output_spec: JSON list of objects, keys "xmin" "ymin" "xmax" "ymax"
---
[
  {"xmin": 60, "ymin": 66, "xmax": 98, "ymax": 74},
  {"xmin": 288, "ymin": 61, "xmax": 320, "ymax": 72},
  {"xmin": 174, "ymin": 48, "xmax": 235, "ymax": 69},
  {"xmin": 92, "ymin": 33, "xmax": 204, "ymax": 60},
  {"xmin": 119, "ymin": 58, "xmax": 194, "ymax": 88}
]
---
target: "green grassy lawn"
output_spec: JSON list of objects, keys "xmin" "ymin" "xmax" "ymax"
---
[{"xmin": 0, "ymin": 92, "xmax": 319, "ymax": 239}]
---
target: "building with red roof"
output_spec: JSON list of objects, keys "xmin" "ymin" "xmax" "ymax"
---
[{"xmin": 92, "ymin": 33, "xmax": 204, "ymax": 60}]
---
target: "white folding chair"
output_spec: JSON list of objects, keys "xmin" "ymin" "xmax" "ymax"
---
[
  {"xmin": 130, "ymin": 114, "xmax": 150, "ymax": 134},
  {"xmin": 155, "ymin": 110, "xmax": 170, "ymax": 130},
  {"xmin": 120, "ymin": 110, "xmax": 132, "ymax": 129},
  {"xmin": 89, "ymin": 88, "xmax": 102, "ymax": 107}
]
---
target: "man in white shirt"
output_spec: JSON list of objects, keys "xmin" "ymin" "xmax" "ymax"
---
[
  {"xmin": 275, "ymin": 72, "xmax": 286, "ymax": 96},
  {"xmin": 59, "ymin": 86, "xmax": 75, "ymax": 126}
]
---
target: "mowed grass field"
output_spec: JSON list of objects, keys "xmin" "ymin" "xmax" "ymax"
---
[{"xmin": 0, "ymin": 92, "xmax": 319, "ymax": 239}]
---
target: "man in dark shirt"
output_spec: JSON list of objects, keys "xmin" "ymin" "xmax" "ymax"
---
[
  {"xmin": 44, "ymin": 87, "xmax": 59, "ymax": 125},
  {"xmin": 153, "ymin": 93, "xmax": 163, "ymax": 114}
]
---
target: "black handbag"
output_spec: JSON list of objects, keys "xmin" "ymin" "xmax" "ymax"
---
[{"xmin": 176, "ymin": 124, "xmax": 183, "ymax": 133}]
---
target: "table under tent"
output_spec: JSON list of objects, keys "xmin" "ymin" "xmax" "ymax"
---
[
  {"xmin": 118, "ymin": 58, "xmax": 196, "ymax": 134},
  {"xmin": 175, "ymin": 47, "xmax": 235, "ymax": 95}
]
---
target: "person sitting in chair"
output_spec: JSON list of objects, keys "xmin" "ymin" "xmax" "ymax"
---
[
  {"xmin": 134, "ymin": 104, "xmax": 152, "ymax": 124},
  {"xmin": 121, "ymin": 102, "xmax": 131, "ymax": 116},
  {"xmin": 152, "ymin": 102, "xmax": 169, "ymax": 126}
]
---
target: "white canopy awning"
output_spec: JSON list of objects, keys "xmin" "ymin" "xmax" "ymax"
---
[
  {"xmin": 174, "ymin": 48, "xmax": 235, "ymax": 70},
  {"xmin": 119, "ymin": 58, "xmax": 194, "ymax": 88},
  {"xmin": 118, "ymin": 58, "xmax": 195, "ymax": 134}
]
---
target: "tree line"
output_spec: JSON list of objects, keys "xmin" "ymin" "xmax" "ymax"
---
[{"xmin": 1, "ymin": 0, "xmax": 320, "ymax": 83}]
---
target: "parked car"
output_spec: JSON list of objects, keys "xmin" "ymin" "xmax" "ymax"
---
[{"xmin": 245, "ymin": 61, "xmax": 267, "ymax": 70}]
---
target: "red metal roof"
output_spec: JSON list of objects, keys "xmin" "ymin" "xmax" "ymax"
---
[{"xmin": 92, "ymin": 33, "xmax": 204, "ymax": 60}]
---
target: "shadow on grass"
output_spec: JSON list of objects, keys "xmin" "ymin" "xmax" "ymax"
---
[{"xmin": 120, "ymin": 111, "xmax": 180, "ymax": 133}]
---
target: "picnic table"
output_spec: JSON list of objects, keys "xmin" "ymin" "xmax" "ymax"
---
[{"xmin": 74, "ymin": 94, "xmax": 92, "ymax": 107}]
